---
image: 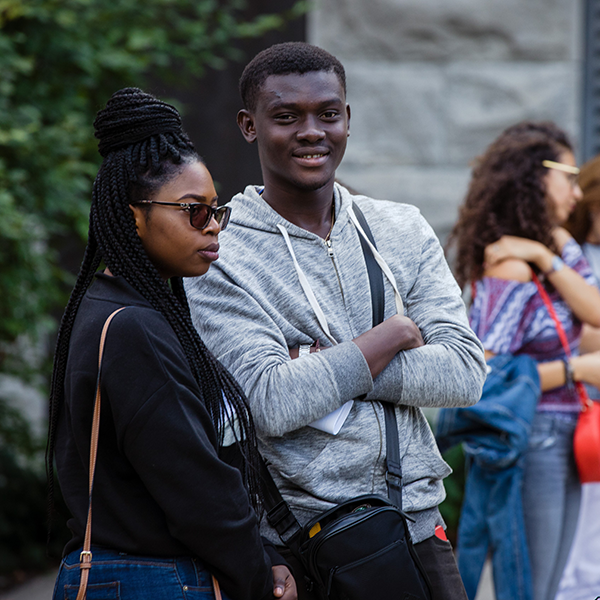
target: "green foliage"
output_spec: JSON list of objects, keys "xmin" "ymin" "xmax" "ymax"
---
[
  {"xmin": 0, "ymin": 0, "xmax": 304, "ymax": 580},
  {"xmin": 0, "ymin": 0, "xmax": 297, "ymax": 371},
  {"xmin": 0, "ymin": 398, "xmax": 69, "ymax": 576},
  {"xmin": 438, "ymin": 444, "xmax": 466, "ymax": 546}
]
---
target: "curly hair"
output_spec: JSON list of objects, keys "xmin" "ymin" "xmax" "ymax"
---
[
  {"xmin": 565, "ymin": 154, "xmax": 600, "ymax": 244},
  {"xmin": 239, "ymin": 41, "xmax": 346, "ymax": 111},
  {"xmin": 448, "ymin": 121, "xmax": 573, "ymax": 288},
  {"xmin": 46, "ymin": 88, "xmax": 265, "ymax": 530}
]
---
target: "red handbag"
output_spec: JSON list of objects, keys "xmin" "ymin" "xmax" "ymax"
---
[{"xmin": 532, "ymin": 272, "xmax": 600, "ymax": 483}]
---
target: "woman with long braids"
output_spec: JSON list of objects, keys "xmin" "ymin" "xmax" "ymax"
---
[
  {"xmin": 449, "ymin": 121, "xmax": 600, "ymax": 600},
  {"xmin": 47, "ymin": 88, "xmax": 296, "ymax": 600}
]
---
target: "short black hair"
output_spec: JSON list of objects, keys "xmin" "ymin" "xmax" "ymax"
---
[{"xmin": 239, "ymin": 42, "xmax": 346, "ymax": 111}]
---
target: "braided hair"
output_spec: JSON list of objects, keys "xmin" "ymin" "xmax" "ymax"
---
[
  {"xmin": 46, "ymin": 88, "xmax": 264, "ymax": 522},
  {"xmin": 448, "ymin": 121, "xmax": 573, "ymax": 288}
]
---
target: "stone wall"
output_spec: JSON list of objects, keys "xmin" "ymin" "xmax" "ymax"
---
[{"xmin": 309, "ymin": 0, "xmax": 583, "ymax": 237}]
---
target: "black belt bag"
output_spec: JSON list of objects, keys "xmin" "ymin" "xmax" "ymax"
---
[
  {"xmin": 299, "ymin": 494, "xmax": 427, "ymax": 600},
  {"xmin": 264, "ymin": 402, "xmax": 432, "ymax": 600},
  {"xmin": 262, "ymin": 204, "xmax": 432, "ymax": 600}
]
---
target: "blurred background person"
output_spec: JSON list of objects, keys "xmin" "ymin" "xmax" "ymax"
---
[
  {"xmin": 555, "ymin": 154, "xmax": 600, "ymax": 600},
  {"xmin": 566, "ymin": 154, "xmax": 600, "ymax": 299},
  {"xmin": 449, "ymin": 121, "xmax": 600, "ymax": 600}
]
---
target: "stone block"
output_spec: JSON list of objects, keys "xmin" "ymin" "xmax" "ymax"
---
[
  {"xmin": 309, "ymin": 0, "xmax": 579, "ymax": 62},
  {"xmin": 344, "ymin": 62, "xmax": 445, "ymax": 165},
  {"xmin": 443, "ymin": 62, "xmax": 581, "ymax": 164},
  {"xmin": 342, "ymin": 60, "xmax": 580, "ymax": 168},
  {"xmin": 335, "ymin": 163, "xmax": 471, "ymax": 236}
]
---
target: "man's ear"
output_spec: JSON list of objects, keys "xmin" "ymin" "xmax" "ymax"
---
[
  {"xmin": 346, "ymin": 103, "xmax": 351, "ymax": 135},
  {"xmin": 237, "ymin": 109, "xmax": 257, "ymax": 144}
]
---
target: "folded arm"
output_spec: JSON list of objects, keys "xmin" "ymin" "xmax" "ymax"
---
[
  {"xmin": 364, "ymin": 218, "xmax": 486, "ymax": 408},
  {"xmin": 484, "ymin": 230, "xmax": 600, "ymax": 326},
  {"xmin": 187, "ymin": 274, "xmax": 374, "ymax": 437}
]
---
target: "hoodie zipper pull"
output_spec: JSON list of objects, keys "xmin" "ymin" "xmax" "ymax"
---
[{"xmin": 326, "ymin": 238, "xmax": 333, "ymax": 257}]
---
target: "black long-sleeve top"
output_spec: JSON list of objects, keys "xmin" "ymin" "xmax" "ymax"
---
[{"xmin": 55, "ymin": 274, "xmax": 278, "ymax": 600}]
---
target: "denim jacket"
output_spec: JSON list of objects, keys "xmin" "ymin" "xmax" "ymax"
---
[{"xmin": 436, "ymin": 354, "xmax": 540, "ymax": 600}]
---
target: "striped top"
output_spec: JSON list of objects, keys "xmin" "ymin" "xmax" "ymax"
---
[{"xmin": 470, "ymin": 238, "xmax": 597, "ymax": 414}]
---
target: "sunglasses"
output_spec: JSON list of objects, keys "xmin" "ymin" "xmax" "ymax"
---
[
  {"xmin": 133, "ymin": 201, "xmax": 231, "ymax": 231},
  {"xmin": 542, "ymin": 160, "xmax": 580, "ymax": 187}
]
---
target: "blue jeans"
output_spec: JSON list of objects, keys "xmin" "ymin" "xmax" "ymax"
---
[
  {"xmin": 52, "ymin": 546, "xmax": 231, "ymax": 600},
  {"xmin": 457, "ymin": 461, "xmax": 531, "ymax": 600},
  {"xmin": 437, "ymin": 354, "xmax": 540, "ymax": 600},
  {"xmin": 522, "ymin": 412, "xmax": 581, "ymax": 600}
]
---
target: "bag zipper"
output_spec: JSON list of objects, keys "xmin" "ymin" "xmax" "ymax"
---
[
  {"xmin": 326, "ymin": 539, "xmax": 402, "ymax": 596},
  {"xmin": 307, "ymin": 506, "xmax": 397, "ymax": 589}
]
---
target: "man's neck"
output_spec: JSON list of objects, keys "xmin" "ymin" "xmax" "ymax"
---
[{"xmin": 261, "ymin": 180, "xmax": 336, "ymax": 238}]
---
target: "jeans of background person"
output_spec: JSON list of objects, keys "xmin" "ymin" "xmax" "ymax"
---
[
  {"xmin": 522, "ymin": 412, "xmax": 580, "ymax": 600},
  {"xmin": 52, "ymin": 546, "xmax": 230, "ymax": 600},
  {"xmin": 436, "ymin": 354, "xmax": 540, "ymax": 600},
  {"xmin": 457, "ymin": 460, "xmax": 532, "ymax": 600},
  {"xmin": 279, "ymin": 534, "xmax": 467, "ymax": 600}
]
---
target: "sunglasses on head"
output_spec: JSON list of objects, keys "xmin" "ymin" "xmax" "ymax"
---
[
  {"xmin": 542, "ymin": 160, "xmax": 580, "ymax": 188},
  {"xmin": 133, "ymin": 201, "xmax": 231, "ymax": 231}
]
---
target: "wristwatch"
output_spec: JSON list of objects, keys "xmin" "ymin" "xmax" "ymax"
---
[
  {"xmin": 563, "ymin": 358, "xmax": 575, "ymax": 389},
  {"xmin": 543, "ymin": 255, "xmax": 564, "ymax": 277},
  {"xmin": 298, "ymin": 344, "xmax": 311, "ymax": 357}
]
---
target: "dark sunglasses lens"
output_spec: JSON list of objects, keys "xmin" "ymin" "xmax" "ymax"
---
[
  {"xmin": 216, "ymin": 206, "xmax": 231, "ymax": 231},
  {"xmin": 189, "ymin": 205, "xmax": 212, "ymax": 230},
  {"xmin": 189, "ymin": 205, "xmax": 231, "ymax": 230}
]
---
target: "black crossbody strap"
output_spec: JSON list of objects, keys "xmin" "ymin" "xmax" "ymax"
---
[
  {"xmin": 383, "ymin": 403, "xmax": 403, "ymax": 509},
  {"xmin": 352, "ymin": 203, "xmax": 384, "ymax": 328},
  {"xmin": 351, "ymin": 202, "xmax": 403, "ymax": 511},
  {"xmin": 261, "ymin": 461, "xmax": 301, "ymax": 547}
]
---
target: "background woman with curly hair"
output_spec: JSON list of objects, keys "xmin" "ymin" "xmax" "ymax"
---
[{"xmin": 449, "ymin": 121, "xmax": 600, "ymax": 600}]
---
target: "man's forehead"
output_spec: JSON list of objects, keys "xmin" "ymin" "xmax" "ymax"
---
[{"xmin": 256, "ymin": 71, "xmax": 346, "ymax": 109}]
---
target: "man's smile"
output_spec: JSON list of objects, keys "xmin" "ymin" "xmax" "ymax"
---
[{"xmin": 292, "ymin": 148, "xmax": 330, "ymax": 167}]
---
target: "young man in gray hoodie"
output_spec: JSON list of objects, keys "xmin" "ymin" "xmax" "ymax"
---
[{"xmin": 186, "ymin": 42, "xmax": 486, "ymax": 599}]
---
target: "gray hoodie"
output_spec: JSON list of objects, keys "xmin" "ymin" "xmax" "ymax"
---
[{"xmin": 185, "ymin": 183, "xmax": 486, "ymax": 544}]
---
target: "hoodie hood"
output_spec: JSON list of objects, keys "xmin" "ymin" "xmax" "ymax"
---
[{"xmin": 227, "ymin": 183, "xmax": 354, "ymax": 240}]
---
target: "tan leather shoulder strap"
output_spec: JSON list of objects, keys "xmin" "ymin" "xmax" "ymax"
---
[
  {"xmin": 212, "ymin": 575, "xmax": 223, "ymax": 600},
  {"xmin": 76, "ymin": 307, "xmax": 127, "ymax": 600},
  {"xmin": 74, "ymin": 306, "xmax": 223, "ymax": 599}
]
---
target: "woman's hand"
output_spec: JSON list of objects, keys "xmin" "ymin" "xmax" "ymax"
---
[
  {"xmin": 484, "ymin": 236, "xmax": 553, "ymax": 271},
  {"xmin": 572, "ymin": 351, "xmax": 600, "ymax": 389},
  {"xmin": 272, "ymin": 565, "xmax": 297, "ymax": 600},
  {"xmin": 552, "ymin": 227, "xmax": 572, "ymax": 252},
  {"xmin": 484, "ymin": 236, "xmax": 600, "ymax": 326},
  {"xmin": 580, "ymin": 324, "xmax": 600, "ymax": 354}
]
